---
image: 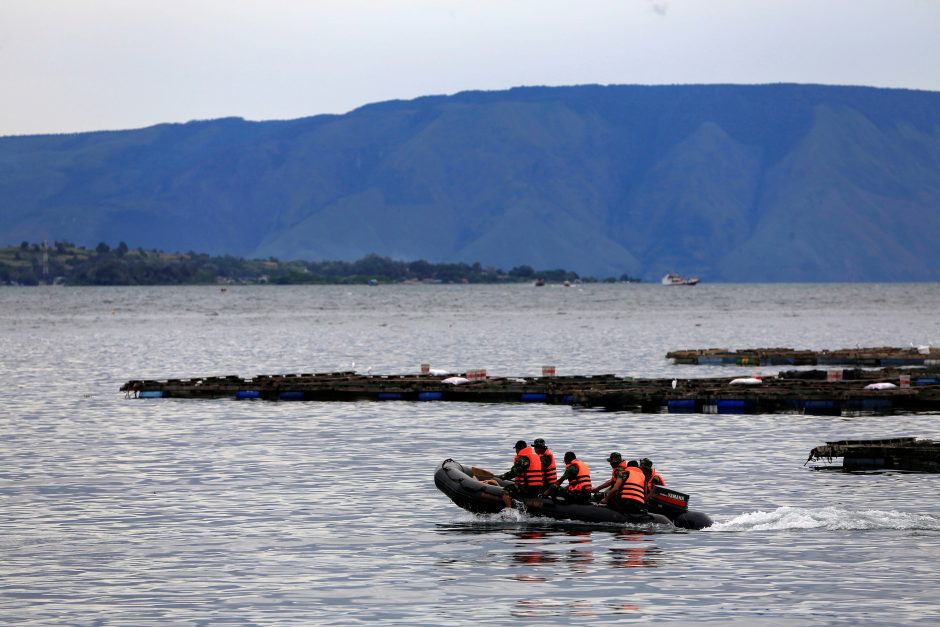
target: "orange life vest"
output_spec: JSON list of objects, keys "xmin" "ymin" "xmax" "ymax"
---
[
  {"xmin": 645, "ymin": 470, "xmax": 665, "ymax": 494},
  {"xmin": 566, "ymin": 459, "xmax": 592, "ymax": 492},
  {"xmin": 515, "ymin": 446, "xmax": 544, "ymax": 487},
  {"xmin": 609, "ymin": 459, "xmax": 627, "ymax": 481},
  {"xmin": 540, "ymin": 449, "xmax": 558, "ymax": 485},
  {"xmin": 617, "ymin": 466, "xmax": 647, "ymax": 504}
]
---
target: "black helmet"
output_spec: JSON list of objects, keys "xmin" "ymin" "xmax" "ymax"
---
[
  {"xmin": 640, "ymin": 458, "xmax": 653, "ymax": 469},
  {"xmin": 606, "ymin": 452, "xmax": 622, "ymax": 463}
]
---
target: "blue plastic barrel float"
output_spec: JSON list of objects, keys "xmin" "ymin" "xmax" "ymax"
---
[
  {"xmin": 697, "ymin": 356, "xmax": 724, "ymax": 365},
  {"xmin": 667, "ymin": 399, "xmax": 697, "ymax": 413},
  {"xmin": 715, "ymin": 399, "xmax": 753, "ymax": 414},
  {"xmin": 138, "ymin": 390, "xmax": 164, "ymax": 398},
  {"xmin": 378, "ymin": 392, "xmax": 402, "ymax": 400},
  {"xmin": 235, "ymin": 390, "xmax": 261, "ymax": 400},
  {"xmin": 278, "ymin": 391, "xmax": 305, "ymax": 401},
  {"xmin": 882, "ymin": 357, "xmax": 924, "ymax": 366},
  {"xmin": 915, "ymin": 378, "xmax": 939, "ymax": 385},
  {"xmin": 520, "ymin": 392, "xmax": 549, "ymax": 402},
  {"xmin": 418, "ymin": 391, "xmax": 444, "ymax": 401}
]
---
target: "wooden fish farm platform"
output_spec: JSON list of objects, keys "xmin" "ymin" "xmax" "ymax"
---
[
  {"xmin": 122, "ymin": 372, "xmax": 620, "ymax": 405},
  {"xmin": 667, "ymin": 346, "xmax": 940, "ymax": 367},
  {"xmin": 576, "ymin": 369, "xmax": 940, "ymax": 415},
  {"xmin": 807, "ymin": 438, "xmax": 940, "ymax": 472},
  {"xmin": 121, "ymin": 367, "xmax": 940, "ymax": 415}
]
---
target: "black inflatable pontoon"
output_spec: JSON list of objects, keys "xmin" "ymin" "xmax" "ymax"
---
[{"xmin": 434, "ymin": 458, "xmax": 713, "ymax": 530}]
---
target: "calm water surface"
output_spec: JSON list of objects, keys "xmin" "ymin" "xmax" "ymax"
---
[{"xmin": 2, "ymin": 283, "xmax": 940, "ymax": 624}]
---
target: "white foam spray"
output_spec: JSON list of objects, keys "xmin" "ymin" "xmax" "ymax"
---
[{"xmin": 709, "ymin": 506, "xmax": 940, "ymax": 532}]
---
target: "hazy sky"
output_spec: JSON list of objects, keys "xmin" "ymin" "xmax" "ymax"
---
[{"xmin": 2, "ymin": 0, "xmax": 938, "ymax": 136}]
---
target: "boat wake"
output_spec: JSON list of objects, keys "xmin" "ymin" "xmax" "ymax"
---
[{"xmin": 709, "ymin": 506, "xmax": 940, "ymax": 532}]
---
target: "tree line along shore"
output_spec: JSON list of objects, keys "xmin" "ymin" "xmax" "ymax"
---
[{"xmin": 0, "ymin": 241, "xmax": 640, "ymax": 286}]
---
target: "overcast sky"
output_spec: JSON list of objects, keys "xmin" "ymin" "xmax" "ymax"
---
[{"xmin": 1, "ymin": 0, "xmax": 938, "ymax": 136}]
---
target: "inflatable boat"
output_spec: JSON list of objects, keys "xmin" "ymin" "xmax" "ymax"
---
[{"xmin": 434, "ymin": 459, "xmax": 713, "ymax": 530}]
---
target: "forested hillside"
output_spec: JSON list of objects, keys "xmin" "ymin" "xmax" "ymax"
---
[{"xmin": 2, "ymin": 84, "xmax": 939, "ymax": 281}]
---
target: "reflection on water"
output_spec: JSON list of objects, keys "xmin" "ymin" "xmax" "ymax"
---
[
  {"xmin": 488, "ymin": 529, "xmax": 661, "ymax": 618},
  {"xmin": 501, "ymin": 531, "xmax": 662, "ymax": 618},
  {"xmin": 435, "ymin": 522, "xmax": 666, "ymax": 590},
  {"xmin": 610, "ymin": 531, "xmax": 663, "ymax": 569},
  {"xmin": 512, "ymin": 598, "xmax": 602, "ymax": 620},
  {"xmin": 511, "ymin": 530, "xmax": 557, "ymax": 575}
]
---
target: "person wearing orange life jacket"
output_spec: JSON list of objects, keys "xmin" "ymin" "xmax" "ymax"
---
[
  {"xmin": 600, "ymin": 459, "xmax": 648, "ymax": 516},
  {"xmin": 639, "ymin": 458, "xmax": 665, "ymax": 502},
  {"xmin": 591, "ymin": 451, "xmax": 628, "ymax": 500},
  {"xmin": 542, "ymin": 451, "xmax": 592, "ymax": 503},
  {"xmin": 532, "ymin": 438, "xmax": 558, "ymax": 485},
  {"xmin": 498, "ymin": 440, "xmax": 545, "ymax": 508}
]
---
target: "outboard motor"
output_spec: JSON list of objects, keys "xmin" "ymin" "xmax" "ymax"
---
[
  {"xmin": 650, "ymin": 485, "xmax": 690, "ymax": 518},
  {"xmin": 649, "ymin": 485, "xmax": 712, "ymax": 529}
]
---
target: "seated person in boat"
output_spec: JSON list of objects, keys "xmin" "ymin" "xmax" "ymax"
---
[
  {"xmin": 639, "ymin": 457, "xmax": 665, "ymax": 502},
  {"xmin": 493, "ymin": 439, "xmax": 545, "ymax": 508},
  {"xmin": 532, "ymin": 438, "xmax": 558, "ymax": 485},
  {"xmin": 592, "ymin": 451, "xmax": 629, "ymax": 498},
  {"xmin": 542, "ymin": 451, "xmax": 592, "ymax": 503},
  {"xmin": 600, "ymin": 459, "xmax": 648, "ymax": 515}
]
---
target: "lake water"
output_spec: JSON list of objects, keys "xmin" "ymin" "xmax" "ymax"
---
[{"xmin": 2, "ymin": 283, "xmax": 940, "ymax": 624}]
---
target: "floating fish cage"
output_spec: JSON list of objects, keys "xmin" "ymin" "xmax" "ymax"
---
[{"xmin": 121, "ymin": 365, "xmax": 940, "ymax": 416}]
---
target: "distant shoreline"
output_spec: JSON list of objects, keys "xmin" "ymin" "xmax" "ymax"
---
[{"xmin": 0, "ymin": 241, "xmax": 641, "ymax": 287}]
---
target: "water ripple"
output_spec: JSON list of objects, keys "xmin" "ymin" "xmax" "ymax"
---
[{"xmin": 2, "ymin": 284, "xmax": 940, "ymax": 624}]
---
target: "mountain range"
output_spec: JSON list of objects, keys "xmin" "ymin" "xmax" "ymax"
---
[{"xmin": 2, "ymin": 83, "xmax": 939, "ymax": 281}]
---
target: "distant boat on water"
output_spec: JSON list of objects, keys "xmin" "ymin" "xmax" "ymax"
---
[{"xmin": 662, "ymin": 273, "xmax": 700, "ymax": 286}]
